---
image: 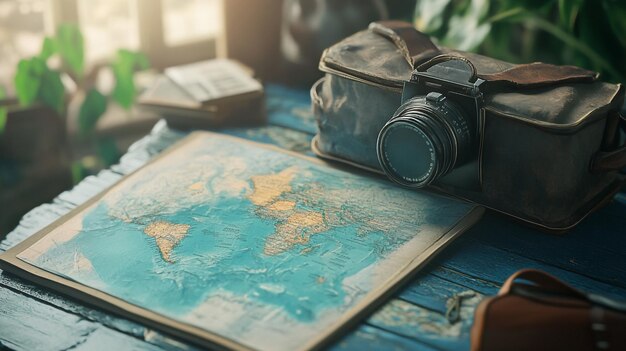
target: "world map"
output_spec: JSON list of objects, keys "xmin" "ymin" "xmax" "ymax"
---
[{"xmin": 16, "ymin": 132, "xmax": 474, "ymax": 351}]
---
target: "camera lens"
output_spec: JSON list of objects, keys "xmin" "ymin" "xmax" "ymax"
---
[{"xmin": 377, "ymin": 92, "xmax": 472, "ymax": 188}]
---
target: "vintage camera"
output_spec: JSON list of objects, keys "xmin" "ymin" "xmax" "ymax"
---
[
  {"xmin": 312, "ymin": 22, "xmax": 626, "ymax": 230},
  {"xmin": 377, "ymin": 57, "xmax": 483, "ymax": 189}
]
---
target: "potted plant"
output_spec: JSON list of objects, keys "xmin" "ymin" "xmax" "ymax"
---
[
  {"xmin": 0, "ymin": 23, "xmax": 148, "ymax": 233},
  {"xmin": 413, "ymin": 0, "xmax": 625, "ymax": 84}
]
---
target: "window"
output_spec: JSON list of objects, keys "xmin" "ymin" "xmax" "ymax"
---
[
  {"xmin": 162, "ymin": 0, "xmax": 222, "ymax": 47},
  {"xmin": 0, "ymin": 0, "xmax": 222, "ymax": 92},
  {"xmin": 77, "ymin": 0, "xmax": 140, "ymax": 63},
  {"xmin": 0, "ymin": 0, "xmax": 52, "ymax": 93}
]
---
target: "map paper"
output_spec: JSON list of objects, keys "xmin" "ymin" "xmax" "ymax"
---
[{"xmin": 1, "ymin": 132, "xmax": 479, "ymax": 351}]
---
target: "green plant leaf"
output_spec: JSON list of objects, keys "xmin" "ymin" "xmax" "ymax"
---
[
  {"xmin": 603, "ymin": 0, "xmax": 626, "ymax": 48},
  {"xmin": 96, "ymin": 138, "xmax": 120, "ymax": 167},
  {"xmin": 411, "ymin": 0, "xmax": 624, "ymax": 83},
  {"xmin": 131, "ymin": 50, "xmax": 150, "ymax": 71},
  {"xmin": 0, "ymin": 108, "xmax": 6, "ymax": 134},
  {"xmin": 56, "ymin": 23, "xmax": 84, "ymax": 77},
  {"xmin": 111, "ymin": 68, "xmax": 134, "ymax": 109},
  {"xmin": 443, "ymin": 0, "xmax": 491, "ymax": 51},
  {"xmin": 14, "ymin": 57, "xmax": 46, "ymax": 106},
  {"xmin": 481, "ymin": 22, "xmax": 521, "ymax": 62},
  {"xmin": 486, "ymin": 7, "xmax": 526, "ymax": 23},
  {"xmin": 414, "ymin": 0, "xmax": 452, "ymax": 34},
  {"xmin": 504, "ymin": 11, "xmax": 621, "ymax": 81},
  {"xmin": 78, "ymin": 88, "xmax": 107, "ymax": 136},
  {"xmin": 71, "ymin": 160, "xmax": 86, "ymax": 184},
  {"xmin": 558, "ymin": 0, "xmax": 582, "ymax": 31},
  {"xmin": 38, "ymin": 68, "xmax": 65, "ymax": 115},
  {"xmin": 111, "ymin": 49, "xmax": 150, "ymax": 109},
  {"xmin": 0, "ymin": 86, "xmax": 6, "ymax": 134},
  {"xmin": 39, "ymin": 37, "xmax": 57, "ymax": 60}
]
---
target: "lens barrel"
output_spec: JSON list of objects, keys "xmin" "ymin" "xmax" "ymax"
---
[{"xmin": 377, "ymin": 92, "xmax": 472, "ymax": 188}]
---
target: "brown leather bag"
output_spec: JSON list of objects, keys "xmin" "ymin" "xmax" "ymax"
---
[{"xmin": 471, "ymin": 269, "xmax": 626, "ymax": 351}]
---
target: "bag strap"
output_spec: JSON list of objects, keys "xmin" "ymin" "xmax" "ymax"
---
[
  {"xmin": 499, "ymin": 269, "xmax": 587, "ymax": 298},
  {"xmin": 368, "ymin": 21, "xmax": 439, "ymax": 68},
  {"xmin": 416, "ymin": 54, "xmax": 598, "ymax": 89},
  {"xmin": 477, "ymin": 62, "xmax": 598, "ymax": 90},
  {"xmin": 369, "ymin": 21, "xmax": 598, "ymax": 88},
  {"xmin": 501, "ymin": 269, "xmax": 626, "ymax": 312}
]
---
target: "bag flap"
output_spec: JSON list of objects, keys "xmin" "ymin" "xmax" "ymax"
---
[
  {"xmin": 319, "ymin": 23, "xmax": 624, "ymax": 130},
  {"xmin": 320, "ymin": 29, "xmax": 411, "ymax": 89},
  {"xmin": 485, "ymin": 82, "xmax": 623, "ymax": 130}
]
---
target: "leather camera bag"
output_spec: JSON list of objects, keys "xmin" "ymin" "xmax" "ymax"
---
[
  {"xmin": 311, "ymin": 21, "xmax": 626, "ymax": 231},
  {"xmin": 471, "ymin": 269, "xmax": 626, "ymax": 351}
]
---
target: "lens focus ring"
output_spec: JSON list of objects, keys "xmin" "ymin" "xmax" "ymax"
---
[{"xmin": 377, "ymin": 94, "xmax": 471, "ymax": 188}]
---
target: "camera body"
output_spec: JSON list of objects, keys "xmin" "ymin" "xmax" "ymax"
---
[
  {"xmin": 377, "ymin": 57, "xmax": 484, "ymax": 190},
  {"xmin": 312, "ymin": 22, "xmax": 626, "ymax": 231}
]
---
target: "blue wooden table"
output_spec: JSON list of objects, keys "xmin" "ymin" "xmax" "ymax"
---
[{"xmin": 1, "ymin": 85, "xmax": 624, "ymax": 351}]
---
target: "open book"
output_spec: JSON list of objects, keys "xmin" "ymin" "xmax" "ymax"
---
[{"xmin": 0, "ymin": 132, "xmax": 482, "ymax": 351}]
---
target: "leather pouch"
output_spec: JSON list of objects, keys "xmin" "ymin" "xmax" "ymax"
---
[{"xmin": 471, "ymin": 269, "xmax": 626, "ymax": 351}]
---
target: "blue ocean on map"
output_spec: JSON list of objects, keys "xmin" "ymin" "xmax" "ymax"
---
[{"xmin": 44, "ymin": 200, "xmax": 386, "ymax": 321}]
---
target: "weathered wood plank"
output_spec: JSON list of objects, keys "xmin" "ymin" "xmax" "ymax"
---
[
  {"xmin": 331, "ymin": 324, "xmax": 440, "ymax": 351},
  {"xmin": 397, "ymin": 272, "xmax": 484, "ymax": 315},
  {"xmin": 469, "ymin": 211, "xmax": 626, "ymax": 289},
  {"xmin": 65, "ymin": 328, "xmax": 163, "ymax": 351},
  {"xmin": 0, "ymin": 283, "xmax": 166, "ymax": 351},
  {"xmin": 366, "ymin": 294, "xmax": 482, "ymax": 351},
  {"xmin": 265, "ymin": 84, "xmax": 317, "ymax": 135},
  {"xmin": 428, "ymin": 266, "xmax": 500, "ymax": 296},
  {"xmin": 435, "ymin": 235, "xmax": 626, "ymax": 300},
  {"xmin": 0, "ymin": 273, "xmax": 146, "ymax": 340}
]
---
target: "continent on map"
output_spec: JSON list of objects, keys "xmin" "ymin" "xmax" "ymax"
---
[
  {"xmin": 248, "ymin": 166, "xmax": 330, "ymax": 256},
  {"xmin": 248, "ymin": 166, "xmax": 298, "ymax": 208},
  {"xmin": 144, "ymin": 221, "xmax": 190, "ymax": 263},
  {"xmin": 247, "ymin": 165, "xmax": 419, "ymax": 257}
]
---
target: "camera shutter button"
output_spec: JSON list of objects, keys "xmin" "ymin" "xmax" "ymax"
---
[{"xmin": 426, "ymin": 92, "xmax": 446, "ymax": 105}]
